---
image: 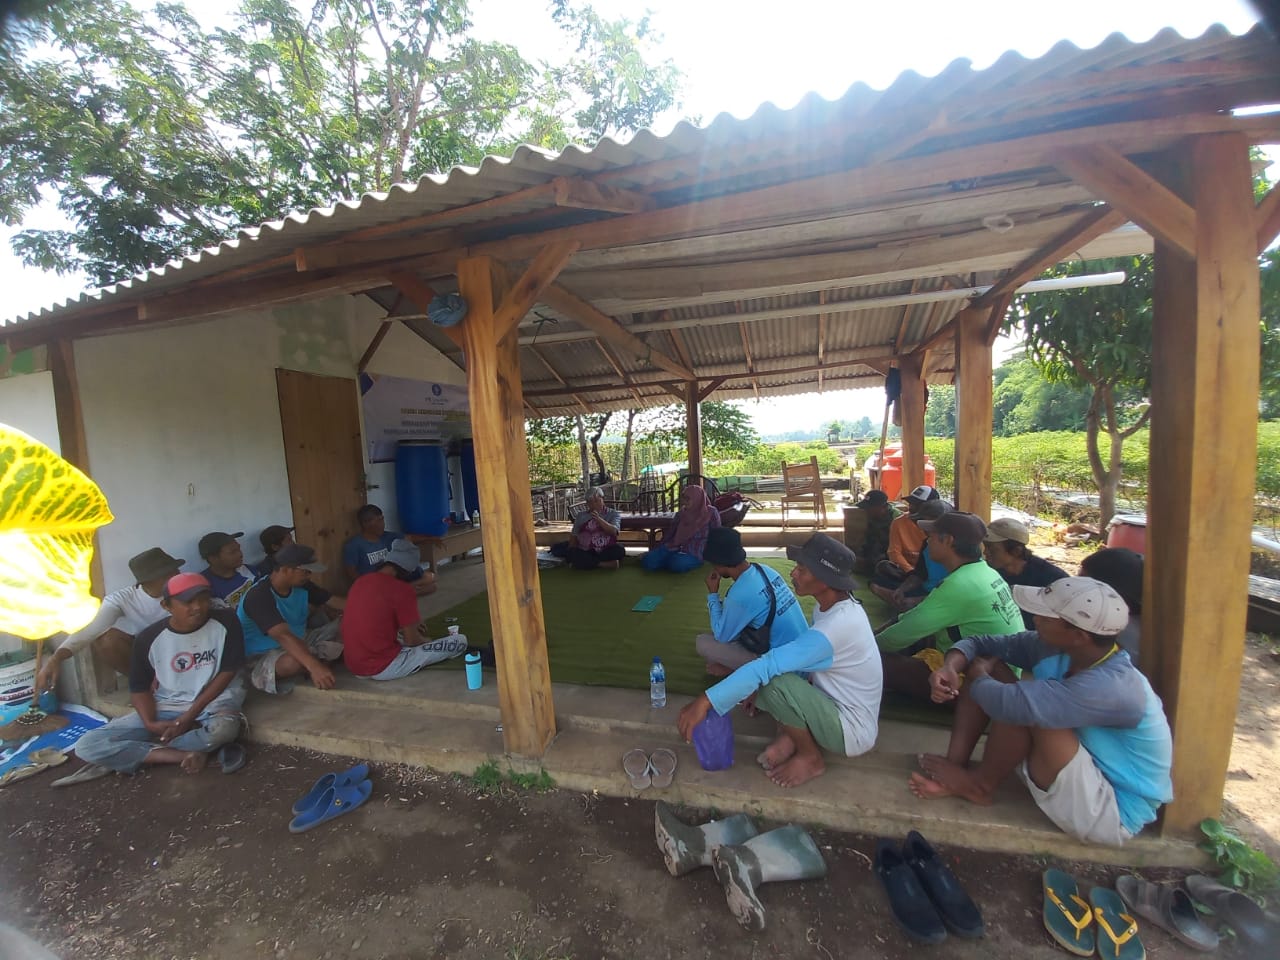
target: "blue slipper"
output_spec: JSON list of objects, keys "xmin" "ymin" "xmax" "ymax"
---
[
  {"xmin": 288, "ymin": 778, "xmax": 373, "ymax": 833},
  {"xmin": 292, "ymin": 762, "xmax": 369, "ymax": 815},
  {"xmin": 216, "ymin": 743, "xmax": 246, "ymax": 775}
]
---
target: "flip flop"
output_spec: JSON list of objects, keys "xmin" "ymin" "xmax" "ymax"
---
[
  {"xmin": 1091, "ymin": 885, "xmax": 1144, "ymax": 960},
  {"xmin": 1185, "ymin": 875, "xmax": 1272, "ymax": 947},
  {"xmin": 288, "ymin": 778, "xmax": 373, "ymax": 833},
  {"xmin": 216, "ymin": 743, "xmax": 247, "ymax": 775},
  {"xmin": 1115, "ymin": 875, "xmax": 1218, "ymax": 952},
  {"xmin": 292, "ymin": 762, "xmax": 369, "ymax": 815},
  {"xmin": 49, "ymin": 763, "xmax": 113, "ymax": 788},
  {"xmin": 1042, "ymin": 869, "xmax": 1095, "ymax": 957},
  {"xmin": 649, "ymin": 748, "xmax": 677, "ymax": 788},
  {"xmin": 623, "ymin": 748, "xmax": 652, "ymax": 790},
  {"xmin": 28, "ymin": 748, "xmax": 68, "ymax": 768}
]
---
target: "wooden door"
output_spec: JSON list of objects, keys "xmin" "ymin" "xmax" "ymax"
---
[{"xmin": 276, "ymin": 369, "xmax": 366, "ymax": 592}]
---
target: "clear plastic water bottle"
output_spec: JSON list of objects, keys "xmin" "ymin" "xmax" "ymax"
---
[{"xmin": 649, "ymin": 656, "xmax": 667, "ymax": 708}]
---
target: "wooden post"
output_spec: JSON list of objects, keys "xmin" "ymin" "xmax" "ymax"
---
[
  {"xmin": 1147, "ymin": 133, "xmax": 1260, "ymax": 834},
  {"xmin": 47, "ymin": 338, "xmax": 112, "ymax": 697},
  {"xmin": 685, "ymin": 381, "xmax": 703, "ymax": 478},
  {"xmin": 953, "ymin": 306, "xmax": 994, "ymax": 519},
  {"xmin": 456, "ymin": 256, "xmax": 556, "ymax": 758},
  {"xmin": 898, "ymin": 353, "xmax": 926, "ymax": 493}
]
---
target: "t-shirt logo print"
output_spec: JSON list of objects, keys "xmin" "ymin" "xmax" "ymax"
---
[{"xmin": 170, "ymin": 651, "xmax": 195, "ymax": 673}]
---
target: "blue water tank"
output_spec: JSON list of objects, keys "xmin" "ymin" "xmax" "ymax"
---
[
  {"xmin": 396, "ymin": 440, "xmax": 450, "ymax": 535},
  {"xmin": 459, "ymin": 439, "xmax": 480, "ymax": 517}
]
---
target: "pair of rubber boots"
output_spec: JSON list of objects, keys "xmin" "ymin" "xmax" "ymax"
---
[{"xmin": 654, "ymin": 800, "xmax": 826, "ymax": 932}]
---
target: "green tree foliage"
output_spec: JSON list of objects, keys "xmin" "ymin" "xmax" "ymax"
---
[
  {"xmin": 0, "ymin": 0, "xmax": 682, "ymax": 285},
  {"xmin": 992, "ymin": 353, "xmax": 1093, "ymax": 436},
  {"xmin": 923, "ymin": 383, "xmax": 955, "ymax": 437},
  {"xmin": 1261, "ymin": 250, "xmax": 1280, "ymax": 420},
  {"xmin": 633, "ymin": 400, "xmax": 761, "ymax": 459}
]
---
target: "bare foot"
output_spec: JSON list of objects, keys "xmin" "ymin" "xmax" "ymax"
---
[
  {"xmin": 917, "ymin": 755, "xmax": 993, "ymax": 805},
  {"xmin": 180, "ymin": 752, "xmax": 209, "ymax": 775},
  {"xmin": 908, "ymin": 770, "xmax": 957, "ymax": 799},
  {"xmin": 755, "ymin": 733, "xmax": 797, "ymax": 771},
  {"xmin": 767, "ymin": 752, "xmax": 825, "ymax": 788}
]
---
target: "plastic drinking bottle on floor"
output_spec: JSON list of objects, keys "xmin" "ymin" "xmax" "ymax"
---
[
  {"xmin": 650, "ymin": 657, "xmax": 667, "ymax": 708},
  {"xmin": 465, "ymin": 651, "xmax": 483, "ymax": 690}
]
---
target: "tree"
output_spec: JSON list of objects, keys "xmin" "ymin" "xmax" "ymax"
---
[
  {"xmin": 923, "ymin": 384, "xmax": 955, "ymax": 437},
  {"xmin": 1261, "ymin": 249, "xmax": 1280, "ymax": 420},
  {"xmin": 852, "ymin": 415, "xmax": 874, "ymax": 438},
  {"xmin": 1009, "ymin": 256, "xmax": 1153, "ymax": 525},
  {"xmin": 991, "ymin": 354, "xmax": 1093, "ymax": 436},
  {"xmin": 634, "ymin": 400, "xmax": 761, "ymax": 459},
  {"xmin": 0, "ymin": 0, "xmax": 682, "ymax": 285}
]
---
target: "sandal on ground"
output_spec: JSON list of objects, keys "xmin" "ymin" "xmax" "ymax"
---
[
  {"xmin": 288, "ymin": 778, "xmax": 373, "ymax": 833},
  {"xmin": 649, "ymin": 748, "xmax": 677, "ymax": 788},
  {"xmin": 292, "ymin": 762, "xmax": 369, "ymax": 815},
  {"xmin": 1042, "ymin": 869, "xmax": 1095, "ymax": 957},
  {"xmin": 49, "ymin": 763, "xmax": 113, "ymax": 788},
  {"xmin": 216, "ymin": 743, "xmax": 247, "ymax": 775},
  {"xmin": 623, "ymin": 748, "xmax": 652, "ymax": 790},
  {"xmin": 1185, "ymin": 875, "xmax": 1272, "ymax": 948},
  {"xmin": 1115, "ymin": 875, "xmax": 1218, "ymax": 952},
  {"xmin": 1091, "ymin": 885, "xmax": 1144, "ymax": 960}
]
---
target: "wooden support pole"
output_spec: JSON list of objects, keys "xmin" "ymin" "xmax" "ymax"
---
[
  {"xmin": 898, "ymin": 353, "xmax": 926, "ymax": 494},
  {"xmin": 456, "ymin": 256, "xmax": 556, "ymax": 758},
  {"xmin": 685, "ymin": 381, "xmax": 703, "ymax": 479},
  {"xmin": 953, "ymin": 307, "xmax": 994, "ymax": 519},
  {"xmin": 356, "ymin": 321, "xmax": 394, "ymax": 373},
  {"xmin": 1147, "ymin": 133, "xmax": 1260, "ymax": 834},
  {"xmin": 47, "ymin": 338, "xmax": 111, "ymax": 697}
]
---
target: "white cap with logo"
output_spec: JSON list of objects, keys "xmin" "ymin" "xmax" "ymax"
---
[{"xmin": 1013, "ymin": 577, "xmax": 1129, "ymax": 636}]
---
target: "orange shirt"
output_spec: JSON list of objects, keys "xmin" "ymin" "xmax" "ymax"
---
[{"xmin": 887, "ymin": 515, "xmax": 926, "ymax": 571}]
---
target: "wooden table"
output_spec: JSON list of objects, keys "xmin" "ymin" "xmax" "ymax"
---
[
  {"xmin": 413, "ymin": 524, "xmax": 485, "ymax": 571},
  {"xmin": 618, "ymin": 513, "xmax": 675, "ymax": 550}
]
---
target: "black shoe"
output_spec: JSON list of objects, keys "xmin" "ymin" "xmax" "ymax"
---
[
  {"xmin": 903, "ymin": 830, "xmax": 984, "ymax": 938},
  {"xmin": 467, "ymin": 645, "xmax": 497, "ymax": 668},
  {"xmin": 874, "ymin": 839, "xmax": 947, "ymax": 944}
]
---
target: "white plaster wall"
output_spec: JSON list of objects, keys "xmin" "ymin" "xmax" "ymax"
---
[
  {"xmin": 74, "ymin": 296, "xmax": 465, "ymax": 592},
  {"xmin": 0, "ymin": 369, "xmax": 60, "ymax": 454}
]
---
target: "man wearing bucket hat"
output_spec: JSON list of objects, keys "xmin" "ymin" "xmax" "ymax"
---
[
  {"xmin": 36, "ymin": 546, "xmax": 185, "ymax": 694},
  {"xmin": 238, "ymin": 544, "xmax": 344, "ymax": 693},
  {"xmin": 875, "ymin": 512, "xmax": 1023, "ymax": 702},
  {"xmin": 908, "ymin": 577, "xmax": 1173, "ymax": 846},
  {"xmin": 678, "ymin": 534, "xmax": 882, "ymax": 788},
  {"xmin": 849, "ymin": 489, "xmax": 900, "ymax": 574},
  {"xmin": 696, "ymin": 527, "xmax": 809, "ymax": 674},
  {"xmin": 342, "ymin": 539, "xmax": 468, "ymax": 680},
  {"xmin": 61, "ymin": 573, "xmax": 246, "ymax": 784}
]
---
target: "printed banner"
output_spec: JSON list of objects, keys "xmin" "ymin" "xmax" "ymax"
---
[{"xmin": 359, "ymin": 373, "xmax": 471, "ymax": 463}]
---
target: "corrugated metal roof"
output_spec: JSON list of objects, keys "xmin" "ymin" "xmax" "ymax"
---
[{"xmin": 3, "ymin": 23, "xmax": 1275, "ymax": 414}]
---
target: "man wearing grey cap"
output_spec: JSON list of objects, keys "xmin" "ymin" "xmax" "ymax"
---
[
  {"xmin": 909, "ymin": 577, "xmax": 1173, "ymax": 846},
  {"xmin": 342, "ymin": 539, "xmax": 467, "ymax": 680},
  {"xmin": 36, "ymin": 546, "xmax": 185, "ymax": 693}
]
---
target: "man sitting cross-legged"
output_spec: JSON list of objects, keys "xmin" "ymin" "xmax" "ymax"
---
[
  {"xmin": 238, "ymin": 544, "xmax": 344, "ymax": 693},
  {"xmin": 63, "ymin": 573, "xmax": 245, "ymax": 783},
  {"xmin": 343, "ymin": 504, "xmax": 437, "ymax": 596},
  {"xmin": 677, "ymin": 534, "xmax": 882, "ymax": 788},
  {"xmin": 908, "ymin": 577, "xmax": 1173, "ymax": 846},
  {"xmin": 343, "ymin": 539, "xmax": 468, "ymax": 680}
]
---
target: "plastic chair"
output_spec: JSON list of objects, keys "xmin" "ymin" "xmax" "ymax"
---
[{"xmin": 780, "ymin": 456, "xmax": 827, "ymax": 530}]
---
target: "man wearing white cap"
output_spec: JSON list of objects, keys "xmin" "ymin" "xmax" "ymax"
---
[
  {"xmin": 908, "ymin": 577, "xmax": 1173, "ymax": 845},
  {"xmin": 873, "ymin": 485, "xmax": 940, "ymax": 588}
]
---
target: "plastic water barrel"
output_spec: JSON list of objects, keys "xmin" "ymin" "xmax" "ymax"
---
[
  {"xmin": 1107, "ymin": 514, "xmax": 1148, "ymax": 555},
  {"xmin": 459, "ymin": 439, "xmax": 480, "ymax": 517},
  {"xmin": 875, "ymin": 447, "xmax": 937, "ymax": 502},
  {"xmin": 396, "ymin": 440, "xmax": 450, "ymax": 536}
]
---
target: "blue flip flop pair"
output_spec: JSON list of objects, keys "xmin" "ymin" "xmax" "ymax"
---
[{"xmin": 289, "ymin": 762, "xmax": 373, "ymax": 833}]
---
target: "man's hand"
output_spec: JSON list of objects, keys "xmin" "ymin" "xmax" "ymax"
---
[
  {"xmin": 966, "ymin": 656, "xmax": 997, "ymax": 682},
  {"xmin": 929, "ymin": 665, "xmax": 962, "ymax": 703},
  {"xmin": 704, "ymin": 570, "xmax": 722, "ymax": 594},
  {"xmin": 35, "ymin": 653, "xmax": 64, "ymax": 693},
  {"xmin": 159, "ymin": 715, "xmax": 195, "ymax": 743},
  {"xmin": 308, "ymin": 660, "xmax": 337, "ymax": 690},
  {"xmin": 677, "ymin": 693, "xmax": 712, "ymax": 742}
]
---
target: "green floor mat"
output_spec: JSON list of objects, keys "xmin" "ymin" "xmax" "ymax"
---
[{"xmin": 424, "ymin": 558, "xmax": 955, "ymax": 725}]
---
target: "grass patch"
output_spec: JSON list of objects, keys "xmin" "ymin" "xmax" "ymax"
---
[{"xmin": 469, "ymin": 760, "xmax": 557, "ymax": 795}]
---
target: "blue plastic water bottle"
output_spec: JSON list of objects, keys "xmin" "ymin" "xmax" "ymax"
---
[
  {"xmin": 649, "ymin": 657, "xmax": 666, "ymax": 708},
  {"xmin": 465, "ymin": 651, "xmax": 483, "ymax": 690}
]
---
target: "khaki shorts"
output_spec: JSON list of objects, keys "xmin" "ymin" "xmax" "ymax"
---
[{"xmin": 1018, "ymin": 745, "xmax": 1131, "ymax": 846}]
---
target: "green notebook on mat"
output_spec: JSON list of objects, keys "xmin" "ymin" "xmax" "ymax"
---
[{"xmin": 631, "ymin": 595, "xmax": 664, "ymax": 612}]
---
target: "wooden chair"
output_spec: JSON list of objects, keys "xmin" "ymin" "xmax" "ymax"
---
[{"xmin": 780, "ymin": 456, "xmax": 827, "ymax": 530}]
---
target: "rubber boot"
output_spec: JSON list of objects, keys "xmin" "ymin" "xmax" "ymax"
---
[
  {"xmin": 654, "ymin": 800, "xmax": 759, "ymax": 877},
  {"xmin": 711, "ymin": 825, "xmax": 828, "ymax": 932}
]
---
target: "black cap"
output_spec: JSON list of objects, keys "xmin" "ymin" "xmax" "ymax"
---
[
  {"xmin": 786, "ymin": 534, "xmax": 858, "ymax": 592},
  {"xmin": 703, "ymin": 527, "xmax": 746, "ymax": 567},
  {"xmin": 856, "ymin": 490, "xmax": 889, "ymax": 509},
  {"xmin": 259, "ymin": 524, "xmax": 294, "ymax": 553},
  {"xmin": 918, "ymin": 511, "xmax": 987, "ymax": 548},
  {"xmin": 198, "ymin": 531, "xmax": 243, "ymax": 559},
  {"xmin": 273, "ymin": 543, "xmax": 327, "ymax": 573}
]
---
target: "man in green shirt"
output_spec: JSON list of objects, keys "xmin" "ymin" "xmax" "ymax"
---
[{"xmin": 875, "ymin": 512, "xmax": 1023, "ymax": 700}]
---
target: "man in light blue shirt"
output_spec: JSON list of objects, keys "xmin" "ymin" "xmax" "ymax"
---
[
  {"xmin": 908, "ymin": 577, "xmax": 1173, "ymax": 845},
  {"xmin": 695, "ymin": 527, "xmax": 809, "ymax": 675}
]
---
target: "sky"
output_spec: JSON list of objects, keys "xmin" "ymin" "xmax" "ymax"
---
[{"xmin": 0, "ymin": 0, "xmax": 1269, "ymax": 434}]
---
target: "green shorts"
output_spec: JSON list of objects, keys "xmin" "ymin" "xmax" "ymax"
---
[{"xmin": 753, "ymin": 673, "xmax": 846, "ymax": 755}]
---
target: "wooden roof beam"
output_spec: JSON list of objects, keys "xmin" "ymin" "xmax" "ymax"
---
[
  {"xmin": 552, "ymin": 176, "xmax": 655, "ymax": 214},
  {"xmin": 386, "ymin": 271, "xmax": 464, "ymax": 348},
  {"xmin": 537, "ymin": 285, "xmax": 695, "ymax": 381},
  {"xmin": 981, "ymin": 293, "xmax": 1016, "ymax": 347},
  {"xmin": 529, "ymin": 344, "xmax": 591, "ymax": 414},
  {"xmin": 593, "ymin": 340, "xmax": 645, "ymax": 405},
  {"xmin": 493, "ymin": 241, "xmax": 580, "ymax": 339},
  {"xmin": 698, "ymin": 377, "xmax": 728, "ymax": 403},
  {"xmin": 356, "ymin": 321, "xmax": 394, "ymax": 373},
  {"xmin": 1257, "ymin": 180, "xmax": 1280, "ymax": 255},
  {"xmin": 296, "ymin": 229, "xmax": 464, "ymax": 273},
  {"xmin": 1056, "ymin": 146, "xmax": 1197, "ymax": 258},
  {"xmin": 737, "ymin": 317, "xmax": 760, "ymax": 399},
  {"xmin": 972, "ymin": 205, "xmax": 1129, "ymax": 309}
]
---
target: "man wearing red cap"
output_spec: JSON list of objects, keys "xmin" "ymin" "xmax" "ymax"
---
[{"xmin": 57, "ymin": 573, "xmax": 247, "ymax": 784}]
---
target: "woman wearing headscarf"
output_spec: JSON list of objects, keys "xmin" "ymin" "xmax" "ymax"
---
[{"xmin": 641, "ymin": 484, "xmax": 722, "ymax": 573}]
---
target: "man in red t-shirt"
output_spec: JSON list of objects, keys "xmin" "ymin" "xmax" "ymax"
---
[{"xmin": 341, "ymin": 540, "xmax": 468, "ymax": 680}]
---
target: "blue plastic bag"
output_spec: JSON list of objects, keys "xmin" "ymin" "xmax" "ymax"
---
[{"xmin": 692, "ymin": 709, "xmax": 735, "ymax": 771}]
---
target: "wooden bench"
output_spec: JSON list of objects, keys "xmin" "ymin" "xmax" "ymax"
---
[{"xmin": 413, "ymin": 525, "xmax": 484, "ymax": 571}]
